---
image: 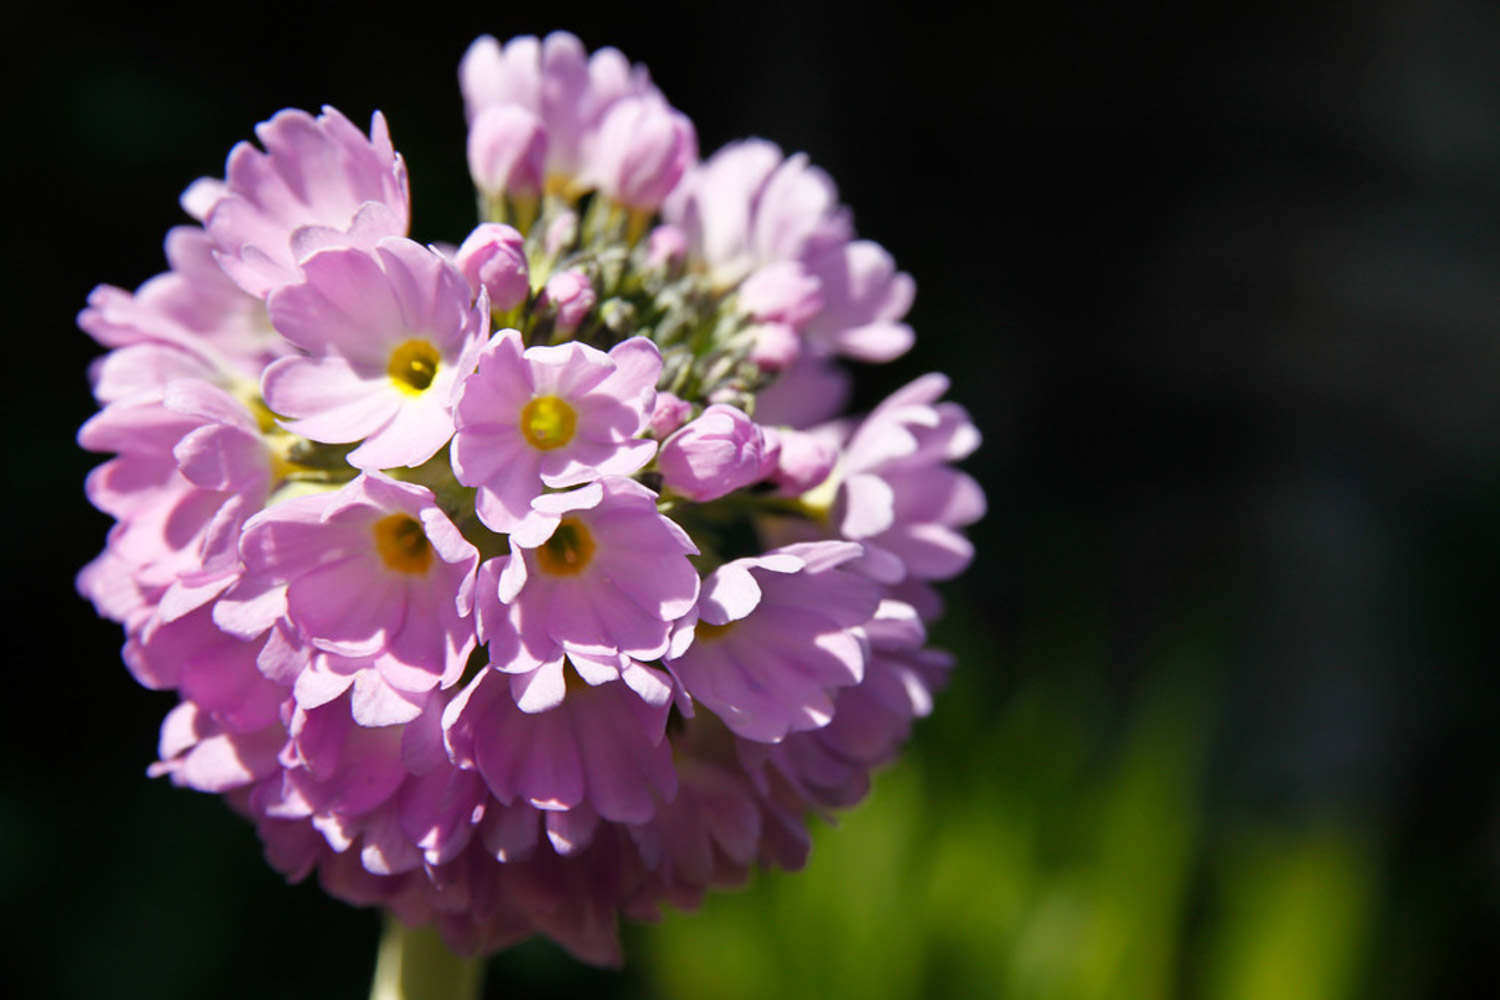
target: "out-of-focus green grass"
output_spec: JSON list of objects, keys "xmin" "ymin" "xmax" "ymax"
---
[{"xmin": 638, "ymin": 637, "xmax": 1380, "ymax": 1000}]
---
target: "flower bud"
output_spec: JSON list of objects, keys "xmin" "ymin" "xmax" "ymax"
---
[
  {"xmin": 763, "ymin": 427, "xmax": 836, "ymax": 494},
  {"xmin": 544, "ymin": 210, "xmax": 579, "ymax": 256},
  {"xmin": 467, "ymin": 105, "xmax": 546, "ymax": 199},
  {"xmin": 590, "ymin": 97, "xmax": 697, "ymax": 212},
  {"xmin": 647, "ymin": 392, "xmax": 692, "ymax": 438},
  {"xmin": 748, "ymin": 322, "xmax": 801, "ymax": 372},
  {"xmin": 454, "ymin": 223, "xmax": 530, "ymax": 311},
  {"xmin": 540, "ymin": 269, "xmax": 595, "ymax": 331},
  {"xmin": 658, "ymin": 404, "xmax": 774, "ymax": 501},
  {"xmin": 645, "ymin": 224, "xmax": 687, "ymax": 271}
]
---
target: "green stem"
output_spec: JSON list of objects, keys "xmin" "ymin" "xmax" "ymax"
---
[{"xmin": 368, "ymin": 914, "xmax": 484, "ymax": 1000}]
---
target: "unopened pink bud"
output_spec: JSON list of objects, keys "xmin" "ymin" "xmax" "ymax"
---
[
  {"xmin": 647, "ymin": 392, "xmax": 693, "ymax": 437},
  {"xmin": 658, "ymin": 404, "xmax": 774, "ymax": 501},
  {"xmin": 748, "ymin": 323, "xmax": 801, "ymax": 372},
  {"xmin": 544, "ymin": 211, "xmax": 579, "ymax": 256},
  {"xmin": 590, "ymin": 97, "xmax": 697, "ymax": 211},
  {"xmin": 455, "ymin": 223, "xmax": 530, "ymax": 311},
  {"xmin": 646, "ymin": 225, "xmax": 688, "ymax": 270},
  {"xmin": 541, "ymin": 269, "xmax": 595, "ymax": 330},
  {"xmin": 467, "ymin": 105, "xmax": 546, "ymax": 198}
]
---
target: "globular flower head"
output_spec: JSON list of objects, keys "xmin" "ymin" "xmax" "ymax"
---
[{"xmin": 79, "ymin": 28, "xmax": 983, "ymax": 968}]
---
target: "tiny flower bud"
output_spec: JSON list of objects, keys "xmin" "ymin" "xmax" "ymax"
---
[
  {"xmin": 467, "ymin": 105, "xmax": 546, "ymax": 199},
  {"xmin": 455, "ymin": 223, "xmax": 530, "ymax": 311},
  {"xmin": 657, "ymin": 404, "xmax": 774, "ymax": 501},
  {"xmin": 541, "ymin": 269, "xmax": 595, "ymax": 331},
  {"xmin": 748, "ymin": 322, "xmax": 802, "ymax": 372},
  {"xmin": 647, "ymin": 392, "xmax": 693, "ymax": 438},
  {"xmin": 764, "ymin": 427, "xmax": 837, "ymax": 494},
  {"xmin": 544, "ymin": 210, "xmax": 579, "ymax": 256},
  {"xmin": 590, "ymin": 97, "xmax": 697, "ymax": 212},
  {"xmin": 646, "ymin": 224, "xmax": 688, "ymax": 270}
]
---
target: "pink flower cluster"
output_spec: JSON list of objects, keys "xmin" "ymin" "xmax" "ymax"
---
[{"xmin": 78, "ymin": 31, "xmax": 983, "ymax": 964}]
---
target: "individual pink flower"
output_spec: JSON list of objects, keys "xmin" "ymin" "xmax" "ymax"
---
[
  {"xmin": 127, "ymin": 605, "xmax": 284, "ymax": 732},
  {"xmin": 201, "ymin": 106, "xmax": 411, "ymax": 298},
  {"xmin": 743, "ymin": 599, "xmax": 952, "ymax": 809},
  {"xmin": 444, "ymin": 667, "xmax": 678, "ymax": 828},
  {"xmin": 663, "ymin": 139, "xmax": 850, "ymax": 289},
  {"xmin": 799, "ymin": 240, "xmax": 916, "ymax": 362},
  {"xmin": 261, "ymin": 236, "xmax": 487, "ymax": 470},
  {"xmin": 587, "ymin": 96, "xmax": 697, "ymax": 213},
  {"xmin": 626, "ymin": 713, "xmax": 810, "ymax": 898},
  {"xmin": 80, "ymin": 225, "xmax": 286, "ymax": 383},
  {"xmin": 666, "ymin": 541, "xmax": 880, "ymax": 742},
  {"xmin": 657, "ymin": 403, "xmax": 775, "ymax": 502},
  {"xmin": 466, "ymin": 105, "xmax": 547, "ymax": 202},
  {"xmin": 150, "ymin": 694, "xmax": 286, "ymax": 794},
  {"xmin": 459, "ymin": 31, "xmax": 655, "ymax": 192},
  {"xmin": 453, "ymin": 223, "xmax": 530, "ymax": 311},
  {"xmin": 450, "ymin": 332, "xmax": 660, "ymax": 533},
  {"xmin": 478, "ymin": 478, "xmax": 699, "ymax": 711},
  {"xmin": 78, "ymin": 379, "xmax": 275, "ymax": 617},
  {"xmin": 665, "ymin": 139, "xmax": 915, "ymax": 366},
  {"xmin": 829, "ymin": 374, "xmax": 986, "ymax": 583},
  {"xmin": 219, "ymin": 473, "xmax": 479, "ymax": 711}
]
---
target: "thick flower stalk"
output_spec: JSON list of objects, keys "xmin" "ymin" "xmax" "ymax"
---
[{"xmin": 78, "ymin": 30, "xmax": 984, "ymax": 966}]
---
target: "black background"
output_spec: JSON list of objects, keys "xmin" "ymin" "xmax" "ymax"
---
[{"xmin": 5, "ymin": 1, "xmax": 1500, "ymax": 996}]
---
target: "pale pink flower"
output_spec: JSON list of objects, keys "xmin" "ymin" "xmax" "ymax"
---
[
  {"xmin": 262, "ymin": 237, "xmax": 487, "ymax": 470},
  {"xmin": 450, "ymin": 332, "xmax": 659, "ymax": 534}
]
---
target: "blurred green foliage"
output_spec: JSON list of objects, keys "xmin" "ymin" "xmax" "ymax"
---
[{"xmin": 632, "ymin": 638, "xmax": 1380, "ymax": 1000}]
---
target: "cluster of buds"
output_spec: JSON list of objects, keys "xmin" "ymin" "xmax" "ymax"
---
[{"xmin": 78, "ymin": 31, "xmax": 983, "ymax": 963}]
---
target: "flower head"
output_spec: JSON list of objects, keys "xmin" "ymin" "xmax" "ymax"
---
[{"xmin": 79, "ymin": 29, "xmax": 983, "ymax": 967}]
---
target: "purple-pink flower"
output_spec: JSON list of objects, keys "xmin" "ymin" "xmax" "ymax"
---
[
  {"xmin": 202, "ymin": 106, "xmax": 410, "ymax": 298},
  {"xmin": 78, "ymin": 28, "xmax": 983, "ymax": 968},
  {"xmin": 480, "ymin": 477, "xmax": 699, "ymax": 710},
  {"xmin": 450, "ymin": 332, "xmax": 660, "ymax": 534},
  {"xmin": 666, "ymin": 541, "xmax": 880, "ymax": 742},
  {"xmin": 262, "ymin": 237, "xmax": 487, "ymax": 470}
]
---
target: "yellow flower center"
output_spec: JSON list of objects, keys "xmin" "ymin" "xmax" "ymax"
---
[
  {"xmin": 372, "ymin": 513, "xmax": 433, "ymax": 574},
  {"xmin": 694, "ymin": 620, "xmax": 736, "ymax": 641},
  {"xmin": 536, "ymin": 517, "xmax": 595, "ymax": 576},
  {"xmin": 387, "ymin": 339, "xmax": 441, "ymax": 395},
  {"xmin": 520, "ymin": 395, "xmax": 577, "ymax": 450}
]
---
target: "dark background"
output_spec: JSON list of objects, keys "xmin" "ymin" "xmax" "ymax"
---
[{"xmin": 5, "ymin": 1, "xmax": 1499, "ymax": 996}]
